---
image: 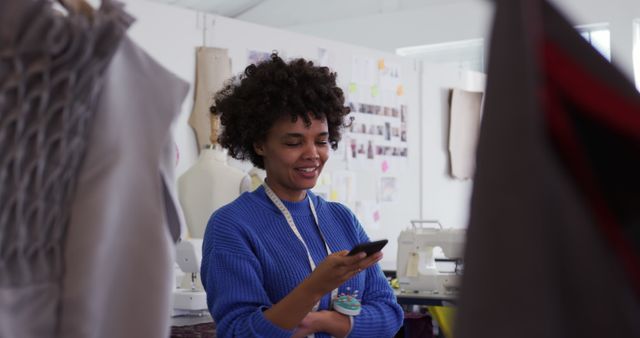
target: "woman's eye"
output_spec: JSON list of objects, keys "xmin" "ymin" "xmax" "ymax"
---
[
  {"xmin": 316, "ymin": 141, "xmax": 329, "ymax": 146},
  {"xmin": 285, "ymin": 143, "xmax": 301, "ymax": 147}
]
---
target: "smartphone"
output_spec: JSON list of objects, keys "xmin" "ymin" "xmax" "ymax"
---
[{"xmin": 347, "ymin": 239, "xmax": 388, "ymax": 256}]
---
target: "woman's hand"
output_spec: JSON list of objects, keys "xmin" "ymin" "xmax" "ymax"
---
[
  {"xmin": 304, "ymin": 250, "xmax": 383, "ymax": 298},
  {"xmin": 292, "ymin": 311, "xmax": 351, "ymax": 338},
  {"xmin": 265, "ymin": 250, "xmax": 381, "ymax": 332},
  {"xmin": 291, "ymin": 311, "xmax": 321, "ymax": 338}
]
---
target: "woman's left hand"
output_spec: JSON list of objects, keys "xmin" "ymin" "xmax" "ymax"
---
[
  {"xmin": 292, "ymin": 312, "xmax": 321, "ymax": 338},
  {"xmin": 292, "ymin": 311, "xmax": 351, "ymax": 338},
  {"xmin": 304, "ymin": 250, "xmax": 382, "ymax": 298}
]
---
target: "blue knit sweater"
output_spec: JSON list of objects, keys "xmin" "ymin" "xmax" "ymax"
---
[{"xmin": 201, "ymin": 186, "xmax": 403, "ymax": 337}]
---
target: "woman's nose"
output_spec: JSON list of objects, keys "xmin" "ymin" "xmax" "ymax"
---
[{"xmin": 303, "ymin": 142, "xmax": 320, "ymax": 160}]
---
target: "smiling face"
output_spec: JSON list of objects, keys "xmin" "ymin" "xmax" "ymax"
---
[{"xmin": 254, "ymin": 114, "xmax": 330, "ymax": 202}]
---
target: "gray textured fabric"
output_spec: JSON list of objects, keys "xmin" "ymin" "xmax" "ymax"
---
[
  {"xmin": 455, "ymin": 1, "xmax": 640, "ymax": 337},
  {"xmin": 0, "ymin": 1, "xmax": 131, "ymax": 337},
  {"xmin": 59, "ymin": 36, "xmax": 189, "ymax": 338}
]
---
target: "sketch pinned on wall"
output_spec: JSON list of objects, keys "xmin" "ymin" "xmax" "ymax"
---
[
  {"xmin": 355, "ymin": 200, "xmax": 381, "ymax": 230},
  {"xmin": 312, "ymin": 170, "xmax": 356, "ymax": 209},
  {"xmin": 351, "ymin": 56, "xmax": 376, "ymax": 85},
  {"xmin": 381, "ymin": 160, "xmax": 390, "ymax": 173},
  {"xmin": 345, "ymin": 102, "xmax": 409, "ymax": 173},
  {"xmin": 345, "ymin": 56, "xmax": 409, "ymax": 174},
  {"xmin": 379, "ymin": 60, "xmax": 400, "ymax": 92},
  {"xmin": 246, "ymin": 49, "xmax": 272, "ymax": 67},
  {"xmin": 317, "ymin": 47, "xmax": 330, "ymax": 67},
  {"xmin": 330, "ymin": 170, "xmax": 356, "ymax": 206},
  {"xmin": 312, "ymin": 172, "xmax": 332, "ymax": 201},
  {"xmin": 379, "ymin": 177, "xmax": 398, "ymax": 202}
]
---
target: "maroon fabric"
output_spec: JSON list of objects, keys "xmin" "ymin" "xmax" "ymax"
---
[
  {"xmin": 455, "ymin": 0, "xmax": 640, "ymax": 337},
  {"xmin": 541, "ymin": 39, "xmax": 640, "ymax": 297},
  {"xmin": 170, "ymin": 322, "xmax": 216, "ymax": 338},
  {"xmin": 395, "ymin": 312, "xmax": 433, "ymax": 338}
]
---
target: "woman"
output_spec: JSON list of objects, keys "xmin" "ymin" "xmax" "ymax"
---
[{"xmin": 201, "ymin": 53, "xmax": 403, "ymax": 337}]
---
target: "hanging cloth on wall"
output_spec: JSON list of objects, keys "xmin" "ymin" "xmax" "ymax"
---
[
  {"xmin": 0, "ymin": 1, "xmax": 131, "ymax": 337},
  {"xmin": 455, "ymin": 0, "xmax": 640, "ymax": 338},
  {"xmin": 189, "ymin": 47, "xmax": 232, "ymax": 151},
  {"xmin": 448, "ymin": 88, "xmax": 483, "ymax": 180}
]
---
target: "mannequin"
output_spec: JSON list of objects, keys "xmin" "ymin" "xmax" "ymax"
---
[
  {"xmin": 248, "ymin": 167, "xmax": 266, "ymax": 191},
  {"xmin": 178, "ymin": 114, "xmax": 250, "ymax": 239},
  {"xmin": 188, "ymin": 47, "xmax": 231, "ymax": 152}
]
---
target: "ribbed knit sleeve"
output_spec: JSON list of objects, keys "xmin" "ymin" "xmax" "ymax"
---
[
  {"xmin": 330, "ymin": 204, "xmax": 404, "ymax": 338},
  {"xmin": 201, "ymin": 206, "xmax": 294, "ymax": 338}
]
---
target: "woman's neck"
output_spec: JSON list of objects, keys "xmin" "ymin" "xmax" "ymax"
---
[{"xmin": 264, "ymin": 178, "xmax": 307, "ymax": 202}]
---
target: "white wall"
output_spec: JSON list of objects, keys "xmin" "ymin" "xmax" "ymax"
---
[
  {"xmin": 419, "ymin": 65, "xmax": 486, "ymax": 230},
  {"xmin": 286, "ymin": 1, "xmax": 493, "ymax": 56},
  {"xmin": 115, "ymin": 0, "xmax": 640, "ymax": 270},
  {"xmin": 120, "ymin": 0, "xmax": 640, "ymax": 185},
  {"xmin": 203, "ymin": 15, "xmax": 422, "ymax": 269},
  {"xmin": 286, "ymin": 0, "xmax": 640, "ymax": 79},
  {"xmin": 120, "ymin": 0, "xmax": 422, "ymax": 270},
  {"xmin": 123, "ymin": 0, "xmax": 202, "ymax": 177},
  {"xmin": 283, "ymin": 0, "xmax": 640, "ymax": 230}
]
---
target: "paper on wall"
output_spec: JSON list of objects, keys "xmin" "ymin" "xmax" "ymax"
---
[
  {"xmin": 330, "ymin": 170, "xmax": 356, "ymax": 206},
  {"xmin": 379, "ymin": 177, "xmax": 397, "ymax": 202},
  {"xmin": 355, "ymin": 200, "xmax": 381, "ymax": 230}
]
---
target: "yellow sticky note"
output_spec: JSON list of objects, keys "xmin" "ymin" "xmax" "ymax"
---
[
  {"xmin": 378, "ymin": 59, "xmax": 385, "ymax": 70},
  {"xmin": 329, "ymin": 190, "xmax": 338, "ymax": 201},
  {"xmin": 396, "ymin": 84, "xmax": 404, "ymax": 96},
  {"xmin": 348, "ymin": 82, "xmax": 357, "ymax": 93},
  {"xmin": 371, "ymin": 85, "xmax": 379, "ymax": 97}
]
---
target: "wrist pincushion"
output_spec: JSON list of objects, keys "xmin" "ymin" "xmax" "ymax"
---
[{"xmin": 332, "ymin": 288, "xmax": 361, "ymax": 316}]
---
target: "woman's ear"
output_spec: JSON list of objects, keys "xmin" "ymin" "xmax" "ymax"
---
[{"xmin": 254, "ymin": 142, "xmax": 265, "ymax": 156}]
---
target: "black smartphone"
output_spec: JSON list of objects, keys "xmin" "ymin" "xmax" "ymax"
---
[{"xmin": 347, "ymin": 239, "xmax": 388, "ymax": 256}]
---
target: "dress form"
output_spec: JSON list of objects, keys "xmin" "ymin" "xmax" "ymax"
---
[
  {"xmin": 178, "ymin": 145, "xmax": 250, "ymax": 238},
  {"xmin": 179, "ymin": 110, "xmax": 250, "ymax": 238},
  {"xmin": 248, "ymin": 167, "xmax": 266, "ymax": 191},
  {"xmin": 188, "ymin": 47, "xmax": 231, "ymax": 152}
]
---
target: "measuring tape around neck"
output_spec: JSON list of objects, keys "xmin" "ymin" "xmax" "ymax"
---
[{"xmin": 262, "ymin": 183, "xmax": 338, "ymax": 312}]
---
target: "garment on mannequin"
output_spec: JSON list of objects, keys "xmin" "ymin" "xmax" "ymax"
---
[
  {"xmin": 178, "ymin": 144, "xmax": 251, "ymax": 239},
  {"xmin": 59, "ymin": 36, "xmax": 189, "ymax": 338},
  {"xmin": 189, "ymin": 47, "xmax": 232, "ymax": 152},
  {"xmin": 0, "ymin": 1, "xmax": 130, "ymax": 337}
]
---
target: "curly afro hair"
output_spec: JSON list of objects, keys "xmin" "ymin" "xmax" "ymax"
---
[{"xmin": 210, "ymin": 53, "xmax": 351, "ymax": 169}]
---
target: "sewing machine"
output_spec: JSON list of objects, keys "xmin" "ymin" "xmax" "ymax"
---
[
  {"xmin": 173, "ymin": 238, "xmax": 208, "ymax": 315},
  {"xmin": 396, "ymin": 220, "xmax": 465, "ymax": 295}
]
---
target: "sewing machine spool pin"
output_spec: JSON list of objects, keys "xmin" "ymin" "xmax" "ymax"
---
[{"xmin": 410, "ymin": 219, "xmax": 443, "ymax": 230}]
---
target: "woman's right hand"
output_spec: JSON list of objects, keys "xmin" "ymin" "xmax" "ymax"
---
[{"xmin": 304, "ymin": 250, "xmax": 383, "ymax": 297}]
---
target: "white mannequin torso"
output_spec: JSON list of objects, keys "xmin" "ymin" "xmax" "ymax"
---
[
  {"xmin": 248, "ymin": 167, "xmax": 266, "ymax": 191},
  {"xmin": 178, "ymin": 146, "xmax": 250, "ymax": 238}
]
